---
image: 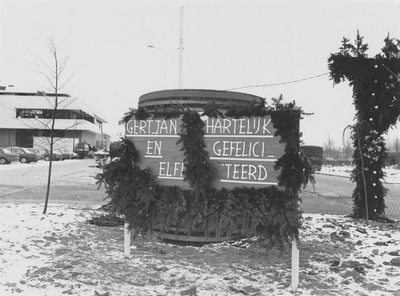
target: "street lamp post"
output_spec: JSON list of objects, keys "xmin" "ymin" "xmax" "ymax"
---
[{"xmin": 148, "ymin": 45, "xmax": 175, "ymax": 89}]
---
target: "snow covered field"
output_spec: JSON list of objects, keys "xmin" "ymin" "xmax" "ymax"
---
[
  {"xmin": 319, "ymin": 165, "xmax": 400, "ymax": 184},
  {"xmin": 1, "ymin": 204, "xmax": 400, "ymax": 295},
  {"xmin": 0, "ymin": 164, "xmax": 399, "ymax": 295}
]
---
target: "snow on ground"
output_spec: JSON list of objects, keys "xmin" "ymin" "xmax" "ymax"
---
[
  {"xmin": 1, "ymin": 204, "xmax": 400, "ymax": 296},
  {"xmin": 319, "ymin": 165, "xmax": 400, "ymax": 184}
]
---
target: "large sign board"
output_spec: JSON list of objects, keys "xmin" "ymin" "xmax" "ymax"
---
[{"xmin": 125, "ymin": 116, "xmax": 285, "ymax": 189}]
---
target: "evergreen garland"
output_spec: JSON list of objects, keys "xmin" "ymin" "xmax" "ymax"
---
[
  {"xmin": 98, "ymin": 96, "xmax": 315, "ymax": 250},
  {"xmin": 328, "ymin": 32, "xmax": 400, "ymax": 221},
  {"xmin": 225, "ymin": 97, "xmax": 270, "ymax": 118},
  {"xmin": 264, "ymin": 96, "xmax": 314, "ymax": 248},
  {"xmin": 177, "ymin": 110, "xmax": 214, "ymax": 234},
  {"xmin": 95, "ymin": 138, "xmax": 158, "ymax": 236},
  {"xmin": 155, "ymin": 186, "xmax": 187, "ymax": 233}
]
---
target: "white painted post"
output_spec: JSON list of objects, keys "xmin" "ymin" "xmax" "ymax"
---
[
  {"xmin": 291, "ymin": 239, "xmax": 299, "ymax": 293},
  {"xmin": 124, "ymin": 221, "xmax": 131, "ymax": 255}
]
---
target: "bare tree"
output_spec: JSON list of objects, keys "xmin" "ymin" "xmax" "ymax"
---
[
  {"xmin": 36, "ymin": 37, "xmax": 79, "ymax": 214},
  {"xmin": 323, "ymin": 134, "xmax": 340, "ymax": 161},
  {"xmin": 0, "ymin": 37, "xmax": 82, "ymax": 214},
  {"xmin": 391, "ymin": 138, "xmax": 400, "ymax": 165},
  {"xmin": 342, "ymin": 129, "xmax": 353, "ymax": 162}
]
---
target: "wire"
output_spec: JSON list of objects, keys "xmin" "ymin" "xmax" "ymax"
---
[
  {"xmin": 225, "ymin": 72, "xmax": 330, "ymax": 91},
  {"xmin": 382, "ymin": 64, "xmax": 400, "ymax": 82}
]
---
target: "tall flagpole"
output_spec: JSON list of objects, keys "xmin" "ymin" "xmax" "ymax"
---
[{"xmin": 179, "ymin": 6, "xmax": 183, "ymax": 89}]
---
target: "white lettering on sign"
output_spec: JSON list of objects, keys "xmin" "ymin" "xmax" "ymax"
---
[
  {"xmin": 222, "ymin": 163, "xmax": 268, "ymax": 181},
  {"xmin": 126, "ymin": 119, "xmax": 178, "ymax": 135},
  {"xmin": 159, "ymin": 161, "xmax": 184, "ymax": 179},
  {"xmin": 262, "ymin": 118, "xmax": 272, "ymax": 134},
  {"xmin": 212, "ymin": 140, "xmax": 266, "ymax": 158},
  {"xmin": 205, "ymin": 117, "xmax": 273, "ymax": 135},
  {"xmin": 126, "ymin": 115, "xmax": 283, "ymax": 187},
  {"xmin": 145, "ymin": 140, "xmax": 162, "ymax": 157}
]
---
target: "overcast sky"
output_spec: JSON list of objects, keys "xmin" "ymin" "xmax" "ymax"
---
[{"xmin": 1, "ymin": 0, "xmax": 399, "ymax": 148}]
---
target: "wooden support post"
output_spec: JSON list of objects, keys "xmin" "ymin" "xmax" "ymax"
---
[
  {"xmin": 291, "ymin": 239, "xmax": 299, "ymax": 293},
  {"xmin": 124, "ymin": 221, "xmax": 130, "ymax": 255}
]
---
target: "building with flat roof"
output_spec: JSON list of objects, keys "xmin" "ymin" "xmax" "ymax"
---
[
  {"xmin": 138, "ymin": 89, "xmax": 265, "ymax": 111},
  {"xmin": 0, "ymin": 85, "xmax": 108, "ymax": 151}
]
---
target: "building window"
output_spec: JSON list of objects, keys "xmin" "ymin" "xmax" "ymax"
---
[
  {"xmin": 43, "ymin": 110, "xmax": 53, "ymax": 118},
  {"xmin": 15, "ymin": 108, "xmax": 96, "ymax": 124},
  {"xmin": 17, "ymin": 109, "xmax": 42, "ymax": 118}
]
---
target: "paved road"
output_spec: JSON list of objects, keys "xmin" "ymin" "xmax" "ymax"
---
[
  {"xmin": 1, "ymin": 160, "xmax": 399, "ymax": 220},
  {"xmin": 306, "ymin": 173, "xmax": 400, "ymax": 221},
  {"xmin": 0, "ymin": 159, "xmax": 100, "ymax": 196},
  {"xmin": 0, "ymin": 159, "xmax": 108, "ymax": 208}
]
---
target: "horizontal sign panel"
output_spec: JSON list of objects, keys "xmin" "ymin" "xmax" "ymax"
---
[
  {"xmin": 128, "ymin": 135, "xmax": 188, "ymax": 188},
  {"xmin": 126, "ymin": 116, "xmax": 285, "ymax": 189}
]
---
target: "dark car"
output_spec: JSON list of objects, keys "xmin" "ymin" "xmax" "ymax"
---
[
  {"xmin": 26, "ymin": 148, "xmax": 45, "ymax": 160},
  {"xmin": 109, "ymin": 141, "xmax": 123, "ymax": 158},
  {"xmin": 44, "ymin": 149, "xmax": 63, "ymax": 161},
  {"xmin": 0, "ymin": 148, "xmax": 20, "ymax": 164},
  {"xmin": 6, "ymin": 147, "xmax": 40, "ymax": 163},
  {"xmin": 74, "ymin": 142, "xmax": 91, "ymax": 159}
]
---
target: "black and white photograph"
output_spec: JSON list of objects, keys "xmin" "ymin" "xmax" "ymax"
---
[{"xmin": 1, "ymin": 1, "xmax": 399, "ymax": 295}]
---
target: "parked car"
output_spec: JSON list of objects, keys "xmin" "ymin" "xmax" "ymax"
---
[
  {"xmin": 26, "ymin": 148, "xmax": 45, "ymax": 160},
  {"xmin": 6, "ymin": 147, "xmax": 40, "ymax": 163},
  {"xmin": 0, "ymin": 148, "xmax": 20, "ymax": 164},
  {"xmin": 94, "ymin": 150, "xmax": 109, "ymax": 158},
  {"xmin": 74, "ymin": 142, "xmax": 91, "ymax": 159},
  {"xmin": 109, "ymin": 141, "xmax": 123, "ymax": 158},
  {"xmin": 70, "ymin": 151, "xmax": 79, "ymax": 159},
  {"xmin": 44, "ymin": 149, "xmax": 63, "ymax": 161},
  {"xmin": 58, "ymin": 149, "xmax": 77, "ymax": 159},
  {"xmin": 94, "ymin": 150, "xmax": 110, "ymax": 166}
]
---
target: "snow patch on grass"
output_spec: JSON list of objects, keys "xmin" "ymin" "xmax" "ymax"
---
[{"xmin": 1, "ymin": 204, "xmax": 400, "ymax": 295}]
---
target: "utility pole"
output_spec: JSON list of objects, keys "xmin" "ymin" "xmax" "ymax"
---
[
  {"xmin": 147, "ymin": 45, "xmax": 173, "ymax": 89},
  {"xmin": 179, "ymin": 6, "xmax": 183, "ymax": 89}
]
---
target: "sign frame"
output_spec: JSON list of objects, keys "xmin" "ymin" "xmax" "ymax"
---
[{"xmin": 126, "ymin": 115, "xmax": 285, "ymax": 189}]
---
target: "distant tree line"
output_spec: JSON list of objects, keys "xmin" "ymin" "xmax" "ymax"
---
[{"xmin": 323, "ymin": 134, "xmax": 400, "ymax": 166}]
